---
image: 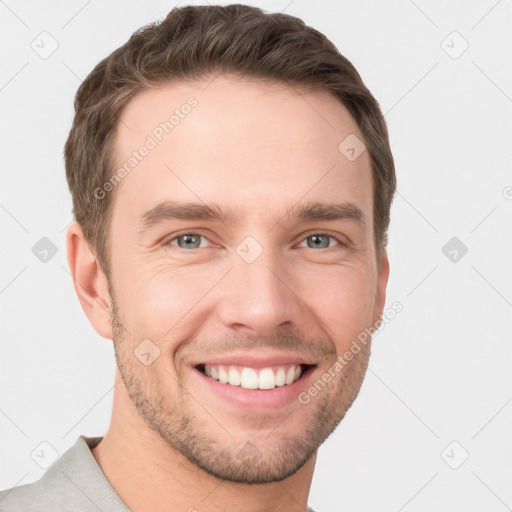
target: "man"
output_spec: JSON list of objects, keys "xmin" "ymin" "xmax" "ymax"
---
[{"xmin": 0, "ymin": 4, "xmax": 395, "ymax": 511}]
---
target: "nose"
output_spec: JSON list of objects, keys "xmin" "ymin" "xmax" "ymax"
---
[{"xmin": 216, "ymin": 243, "xmax": 306, "ymax": 337}]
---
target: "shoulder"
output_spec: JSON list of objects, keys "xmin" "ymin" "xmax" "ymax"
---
[
  {"xmin": 0, "ymin": 481, "xmax": 64, "ymax": 511},
  {"xmin": 0, "ymin": 435, "xmax": 108, "ymax": 512}
]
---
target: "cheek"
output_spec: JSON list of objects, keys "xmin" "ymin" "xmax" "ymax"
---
[
  {"xmin": 124, "ymin": 262, "xmax": 217, "ymax": 337},
  {"xmin": 118, "ymin": 254, "xmax": 377, "ymax": 354},
  {"xmin": 303, "ymin": 265, "xmax": 377, "ymax": 348}
]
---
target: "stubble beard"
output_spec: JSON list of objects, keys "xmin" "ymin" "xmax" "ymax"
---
[{"xmin": 109, "ymin": 287, "xmax": 371, "ymax": 484}]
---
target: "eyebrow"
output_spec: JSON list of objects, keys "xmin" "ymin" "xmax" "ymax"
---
[
  {"xmin": 137, "ymin": 200, "xmax": 367, "ymax": 231},
  {"xmin": 288, "ymin": 201, "xmax": 366, "ymax": 225}
]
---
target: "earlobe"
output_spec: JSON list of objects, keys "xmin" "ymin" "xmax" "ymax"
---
[{"xmin": 66, "ymin": 222, "xmax": 114, "ymax": 340}]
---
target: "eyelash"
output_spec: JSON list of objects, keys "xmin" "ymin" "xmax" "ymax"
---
[{"xmin": 164, "ymin": 231, "xmax": 348, "ymax": 251}]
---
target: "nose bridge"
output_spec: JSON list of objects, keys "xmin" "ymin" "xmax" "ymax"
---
[{"xmin": 217, "ymin": 235, "xmax": 303, "ymax": 335}]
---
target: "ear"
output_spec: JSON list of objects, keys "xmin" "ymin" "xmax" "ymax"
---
[
  {"xmin": 66, "ymin": 222, "xmax": 113, "ymax": 340},
  {"xmin": 372, "ymin": 248, "xmax": 390, "ymax": 326}
]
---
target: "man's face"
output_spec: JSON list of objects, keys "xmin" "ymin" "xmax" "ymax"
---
[{"xmin": 105, "ymin": 76, "xmax": 388, "ymax": 483}]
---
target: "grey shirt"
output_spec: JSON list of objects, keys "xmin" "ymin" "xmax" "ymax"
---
[{"xmin": 0, "ymin": 436, "xmax": 318, "ymax": 511}]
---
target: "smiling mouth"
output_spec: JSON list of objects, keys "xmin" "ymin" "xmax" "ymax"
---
[{"xmin": 195, "ymin": 363, "xmax": 314, "ymax": 390}]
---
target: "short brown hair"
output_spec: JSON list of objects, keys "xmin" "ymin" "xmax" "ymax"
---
[{"xmin": 64, "ymin": 4, "xmax": 396, "ymax": 278}]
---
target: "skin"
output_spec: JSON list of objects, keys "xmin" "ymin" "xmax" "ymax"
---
[{"xmin": 66, "ymin": 75, "xmax": 389, "ymax": 512}]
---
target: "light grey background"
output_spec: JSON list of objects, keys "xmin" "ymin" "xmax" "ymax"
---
[{"xmin": 1, "ymin": 1, "xmax": 511, "ymax": 511}]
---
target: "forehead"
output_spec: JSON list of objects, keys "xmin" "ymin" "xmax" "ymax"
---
[{"xmin": 110, "ymin": 76, "xmax": 373, "ymax": 228}]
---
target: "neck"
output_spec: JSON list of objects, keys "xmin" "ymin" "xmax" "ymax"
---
[{"xmin": 91, "ymin": 371, "xmax": 316, "ymax": 512}]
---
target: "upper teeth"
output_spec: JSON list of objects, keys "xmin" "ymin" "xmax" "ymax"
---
[{"xmin": 204, "ymin": 364, "xmax": 303, "ymax": 390}]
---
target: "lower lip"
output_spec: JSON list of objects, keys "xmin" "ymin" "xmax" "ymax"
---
[{"xmin": 193, "ymin": 365, "xmax": 316, "ymax": 411}]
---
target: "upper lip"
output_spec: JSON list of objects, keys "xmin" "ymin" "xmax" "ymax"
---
[{"xmin": 191, "ymin": 352, "xmax": 315, "ymax": 368}]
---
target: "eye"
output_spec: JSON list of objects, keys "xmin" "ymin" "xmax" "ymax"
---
[
  {"xmin": 167, "ymin": 233, "xmax": 210, "ymax": 250},
  {"xmin": 164, "ymin": 232, "xmax": 348, "ymax": 252},
  {"xmin": 297, "ymin": 233, "xmax": 346, "ymax": 250}
]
